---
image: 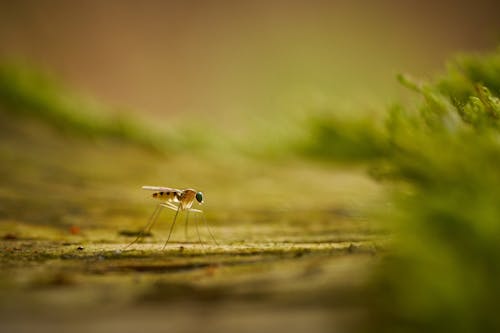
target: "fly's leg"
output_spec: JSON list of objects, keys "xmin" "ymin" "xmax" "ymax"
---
[
  {"xmin": 162, "ymin": 205, "xmax": 181, "ymax": 250},
  {"xmin": 190, "ymin": 209, "xmax": 219, "ymax": 246},
  {"xmin": 161, "ymin": 202, "xmax": 180, "ymax": 211},
  {"xmin": 124, "ymin": 203, "xmax": 162, "ymax": 249},
  {"xmin": 189, "ymin": 208, "xmax": 204, "ymax": 246},
  {"xmin": 201, "ymin": 212, "xmax": 219, "ymax": 246},
  {"xmin": 184, "ymin": 210, "xmax": 190, "ymax": 242},
  {"xmin": 194, "ymin": 212, "xmax": 204, "ymax": 247}
]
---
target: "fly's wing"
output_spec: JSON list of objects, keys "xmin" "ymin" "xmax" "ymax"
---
[{"xmin": 142, "ymin": 186, "xmax": 179, "ymax": 192}]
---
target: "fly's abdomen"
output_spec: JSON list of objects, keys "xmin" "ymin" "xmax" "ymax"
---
[{"xmin": 152, "ymin": 191, "xmax": 179, "ymax": 202}]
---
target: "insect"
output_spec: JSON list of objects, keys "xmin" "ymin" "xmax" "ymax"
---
[{"xmin": 125, "ymin": 186, "xmax": 218, "ymax": 249}]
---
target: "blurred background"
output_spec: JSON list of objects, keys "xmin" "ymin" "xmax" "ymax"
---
[{"xmin": 1, "ymin": 0, "xmax": 498, "ymax": 122}]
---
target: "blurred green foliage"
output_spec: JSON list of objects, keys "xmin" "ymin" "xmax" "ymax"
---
[
  {"xmin": 304, "ymin": 48, "xmax": 500, "ymax": 331},
  {"xmin": 302, "ymin": 115, "xmax": 387, "ymax": 162},
  {"xmin": 0, "ymin": 61, "xmax": 166, "ymax": 151}
]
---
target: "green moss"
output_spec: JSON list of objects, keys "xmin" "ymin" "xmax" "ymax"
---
[
  {"xmin": 0, "ymin": 61, "xmax": 167, "ymax": 151},
  {"xmin": 437, "ymin": 49, "xmax": 500, "ymax": 104},
  {"xmin": 302, "ymin": 115, "xmax": 387, "ymax": 162},
  {"xmin": 302, "ymin": 48, "xmax": 500, "ymax": 331}
]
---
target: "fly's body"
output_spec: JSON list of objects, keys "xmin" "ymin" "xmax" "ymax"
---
[
  {"xmin": 125, "ymin": 186, "xmax": 217, "ymax": 250},
  {"xmin": 149, "ymin": 187, "xmax": 200, "ymax": 210}
]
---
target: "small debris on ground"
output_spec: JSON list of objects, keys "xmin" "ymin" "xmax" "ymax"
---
[
  {"xmin": 69, "ymin": 226, "xmax": 81, "ymax": 235},
  {"xmin": 119, "ymin": 230, "xmax": 152, "ymax": 237},
  {"xmin": 2, "ymin": 233, "xmax": 18, "ymax": 240}
]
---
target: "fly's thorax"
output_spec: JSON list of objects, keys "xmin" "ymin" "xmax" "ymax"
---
[
  {"xmin": 180, "ymin": 189, "xmax": 197, "ymax": 201},
  {"xmin": 179, "ymin": 189, "xmax": 197, "ymax": 210}
]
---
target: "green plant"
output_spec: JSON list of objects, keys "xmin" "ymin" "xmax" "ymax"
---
[
  {"xmin": 303, "ymin": 48, "xmax": 500, "ymax": 332},
  {"xmin": 0, "ymin": 61, "xmax": 166, "ymax": 151}
]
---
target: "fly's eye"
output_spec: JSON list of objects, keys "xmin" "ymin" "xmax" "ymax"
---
[{"xmin": 195, "ymin": 192, "xmax": 204, "ymax": 203}]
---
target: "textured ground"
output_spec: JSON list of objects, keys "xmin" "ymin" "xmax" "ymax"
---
[{"xmin": 0, "ymin": 118, "xmax": 386, "ymax": 333}]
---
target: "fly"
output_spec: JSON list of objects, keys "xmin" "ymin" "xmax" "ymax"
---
[{"xmin": 125, "ymin": 186, "xmax": 218, "ymax": 249}]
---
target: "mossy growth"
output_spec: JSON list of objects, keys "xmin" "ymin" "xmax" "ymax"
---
[
  {"xmin": 303, "ymin": 48, "xmax": 500, "ymax": 332},
  {"xmin": 0, "ymin": 61, "xmax": 167, "ymax": 151}
]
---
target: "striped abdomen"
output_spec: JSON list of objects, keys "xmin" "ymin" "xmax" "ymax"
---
[{"xmin": 152, "ymin": 190, "xmax": 181, "ymax": 202}]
